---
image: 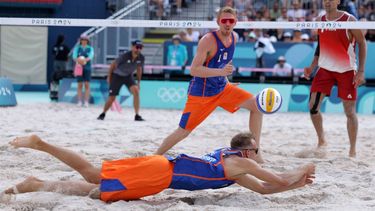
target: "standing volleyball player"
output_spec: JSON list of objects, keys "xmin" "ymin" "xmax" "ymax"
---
[
  {"xmin": 304, "ymin": 0, "xmax": 367, "ymax": 157},
  {"xmin": 156, "ymin": 7, "xmax": 264, "ymax": 163}
]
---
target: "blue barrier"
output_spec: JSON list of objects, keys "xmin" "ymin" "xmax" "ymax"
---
[
  {"xmin": 58, "ymin": 78, "xmax": 131, "ymax": 105},
  {"xmin": 164, "ymin": 41, "xmax": 375, "ymax": 79},
  {"xmin": 59, "ymin": 78, "xmax": 375, "ymax": 114},
  {"xmin": 0, "ymin": 77, "xmax": 17, "ymax": 106}
]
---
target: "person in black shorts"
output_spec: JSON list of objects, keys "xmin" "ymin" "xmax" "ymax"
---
[{"xmin": 97, "ymin": 40, "xmax": 145, "ymax": 121}]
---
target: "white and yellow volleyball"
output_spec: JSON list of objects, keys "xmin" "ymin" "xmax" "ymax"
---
[
  {"xmin": 78, "ymin": 56, "xmax": 86, "ymax": 65},
  {"xmin": 256, "ymin": 88, "xmax": 282, "ymax": 114}
]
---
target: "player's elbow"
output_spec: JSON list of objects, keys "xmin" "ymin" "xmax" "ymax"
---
[
  {"xmin": 255, "ymin": 185, "xmax": 273, "ymax": 195},
  {"xmin": 256, "ymin": 189, "xmax": 269, "ymax": 195}
]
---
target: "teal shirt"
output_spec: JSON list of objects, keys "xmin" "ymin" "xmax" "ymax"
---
[
  {"xmin": 167, "ymin": 44, "xmax": 188, "ymax": 66},
  {"xmin": 72, "ymin": 45, "xmax": 94, "ymax": 70},
  {"xmin": 72, "ymin": 45, "xmax": 94, "ymax": 60}
]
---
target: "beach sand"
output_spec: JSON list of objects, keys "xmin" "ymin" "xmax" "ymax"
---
[{"xmin": 1, "ymin": 103, "xmax": 374, "ymax": 210}]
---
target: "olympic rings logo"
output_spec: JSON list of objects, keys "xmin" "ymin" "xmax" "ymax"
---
[{"xmin": 157, "ymin": 87, "xmax": 186, "ymax": 103}]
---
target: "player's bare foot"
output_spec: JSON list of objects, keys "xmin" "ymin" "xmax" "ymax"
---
[
  {"xmin": 349, "ymin": 149, "xmax": 356, "ymax": 158},
  {"xmin": 9, "ymin": 135, "xmax": 42, "ymax": 150},
  {"xmin": 4, "ymin": 176, "xmax": 42, "ymax": 194},
  {"xmin": 317, "ymin": 140, "xmax": 327, "ymax": 147}
]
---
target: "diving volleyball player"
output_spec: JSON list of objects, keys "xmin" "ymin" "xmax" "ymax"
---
[{"xmin": 2, "ymin": 133, "xmax": 314, "ymax": 202}]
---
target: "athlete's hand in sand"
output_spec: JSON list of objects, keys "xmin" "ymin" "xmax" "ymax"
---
[
  {"xmin": 222, "ymin": 60, "xmax": 234, "ymax": 76},
  {"xmin": 295, "ymin": 174, "xmax": 312, "ymax": 188},
  {"xmin": 353, "ymin": 71, "xmax": 365, "ymax": 88},
  {"xmin": 293, "ymin": 166, "xmax": 315, "ymax": 188}
]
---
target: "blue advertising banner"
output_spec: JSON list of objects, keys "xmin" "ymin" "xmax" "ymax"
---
[
  {"xmin": 58, "ymin": 78, "xmax": 131, "ymax": 105},
  {"xmin": 164, "ymin": 41, "xmax": 375, "ymax": 79},
  {"xmin": 59, "ymin": 78, "xmax": 375, "ymax": 114},
  {"xmin": 0, "ymin": 77, "xmax": 17, "ymax": 106}
]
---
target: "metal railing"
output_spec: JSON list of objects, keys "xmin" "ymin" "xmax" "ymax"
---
[{"xmin": 71, "ymin": 0, "xmax": 147, "ymax": 67}]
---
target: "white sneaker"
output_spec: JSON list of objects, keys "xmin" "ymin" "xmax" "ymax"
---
[
  {"xmin": 84, "ymin": 101, "xmax": 89, "ymax": 107},
  {"xmin": 77, "ymin": 101, "xmax": 82, "ymax": 107}
]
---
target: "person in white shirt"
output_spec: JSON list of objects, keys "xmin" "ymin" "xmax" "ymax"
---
[
  {"xmin": 186, "ymin": 28, "xmax": 200, "ymax": 42},
  {"xmin": 273, "ymin": 56, "xmax": 293, "ymax": 77}
]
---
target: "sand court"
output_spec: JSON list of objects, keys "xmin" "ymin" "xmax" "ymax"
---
[{"xmin": 1, "ymin": 102, "xmax": 375, "ymax": 210}]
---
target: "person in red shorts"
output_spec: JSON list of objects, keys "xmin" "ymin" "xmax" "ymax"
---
[
  {"xmin": 304, "ymin": 0, "xmax": 367, "ymax": 157},
  {"xmin": 155, "ymin": 6, "xmax": 265, "ymax": 163},
  {"xmin": 2, "ymin": 134, "xmax": 315, "ymax": 202}
]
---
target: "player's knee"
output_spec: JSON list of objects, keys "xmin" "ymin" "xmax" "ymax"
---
[
  {"xmin": 131, "ymin": 86, "xmax": 139, "ymax": 95},
  {"xmin": 108, "ymin": 96, "xmax": 116, "ymax": 102},
  {"xmin": 309, "ymin": 92, "xmax": 322, "ymax": 115},
  {"xmin": 310, "ymin": 107, "xmax": 319, "ymax": 115},
  {"xmin": 344, "ymin": 108, "xmax": 356, "ymax": 119}
]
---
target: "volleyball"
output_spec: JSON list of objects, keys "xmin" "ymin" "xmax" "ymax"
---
[
  {"xmin": 256, "ymin": 88, "xmax": 282, "ymax": 114},
  {"xmin": 78, "ymin": 56, "xmax": 86, "ymax": 65}
]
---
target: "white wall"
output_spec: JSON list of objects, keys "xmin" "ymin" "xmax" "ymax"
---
[{"xmin": 0, "ymin": 26, "xmax": 48, "ymax": 84}]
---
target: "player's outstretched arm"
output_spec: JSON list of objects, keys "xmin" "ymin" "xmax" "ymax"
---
[
  {"xmin": 235, "ymin": 172, "xmax": 313, "ymax": 194},
  {"xmin": 233, "ymin": 157, "xmax": 290, "ymax": 186}
]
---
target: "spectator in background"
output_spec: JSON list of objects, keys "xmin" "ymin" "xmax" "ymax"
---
[
  {"xmin": 52, "ymin": 34, "xmax": 70, "ymax": 75},
  {"xmin": 292, "ymin": 29, "xmax": 303, "ymax": 42},
  {"xmin": 233, "ymin": 0, "xmax": 252, "ymax": 42},
  {"xmin": 233, "ymin": 0, "xmax": 252, "ymax": 16},
  {"xmin": 283, "ymin": 31, "xmax": 293, "ymax": 42},
  {"xmin": 72, "ymin": 35, "xmax": 94, "ymax": 107},
  {"xmin": 357, "ymin": 4, "xmax": 366, "ymax": 19},
  {"xmin": 186, "ymin": 28, "xmax": 200, "ymax": 42},
  {"xmin": 347, "ymin": 0, "xmax": 359, "ymax": 19},
  {"xmin": 269, "ymin": 1, "xmax": 281, "ymax": 20},
  {"xmin": 224, "ymin": 0, "xmax": 234, "ymax": 7},
  {"xmin": 287, "ymin": 0, "xmax": 306, "ymax": 21},
  {"xmin": 175, "ymin": 0, "xmax": 183, "ymax": 13},
  {"xmin": 179, "ymin": 30, "xmax": 193, "ymax": 42},
  {"xmin": 273, "ymin": 56, "xmax": 293, "ymax": 77},
  {"xmin": 365, "ymin": 3, "xmax": 374, "ymax": 21},
  {"xmin": 252, "ymin": 29, "xmax": 276, "ymax": 77},
  {"xmin": 167, "ymin": 35, "xmax": 188, "ymax": 70},
  {"xmin": 301, "ymin": 33, "xmax": 310, "ymax": 42},
  {"xmin": 366, "ymin": 5, "xmax": 375, "ymax": 41},
  {"xmin": 277, "ymin": 7, "xmax": 289, "ymax": 22},
  {"xmin": 50, "ymin": 34, "xmax": 70, "ymax": 101},
  {"xmin": 150, "ymin": 0, "xmax": 165, "ymax": 19},
  {"xmin": 247, "ymin": 31, "xmax": 257, "ymax": 42},
  {"xmin": 276, "ymin": 7, "xmax": 290, "ymax": 41}
]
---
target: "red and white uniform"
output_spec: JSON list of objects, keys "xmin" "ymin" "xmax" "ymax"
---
[{"xmin": 318, "ymin": 12, "xmax": 357, "ymax": 73}]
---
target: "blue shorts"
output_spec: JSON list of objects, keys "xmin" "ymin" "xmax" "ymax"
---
[{"xmin": 77, "ymin": 69, "xmax": 91, "ymax": 82}]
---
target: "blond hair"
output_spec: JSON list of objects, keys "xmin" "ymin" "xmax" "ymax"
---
[{"xmin": 217, "ymin": 6, "xmax": 237, "ymax": 20}]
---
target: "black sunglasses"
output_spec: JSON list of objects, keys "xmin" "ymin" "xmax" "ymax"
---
[
  {"xmin": 242, "ymin": 148, "xmax": 259, "ymax": 154},
  {"xmin": 135, "ymin": 45, "xmax": 143, "ymax": 49}
]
